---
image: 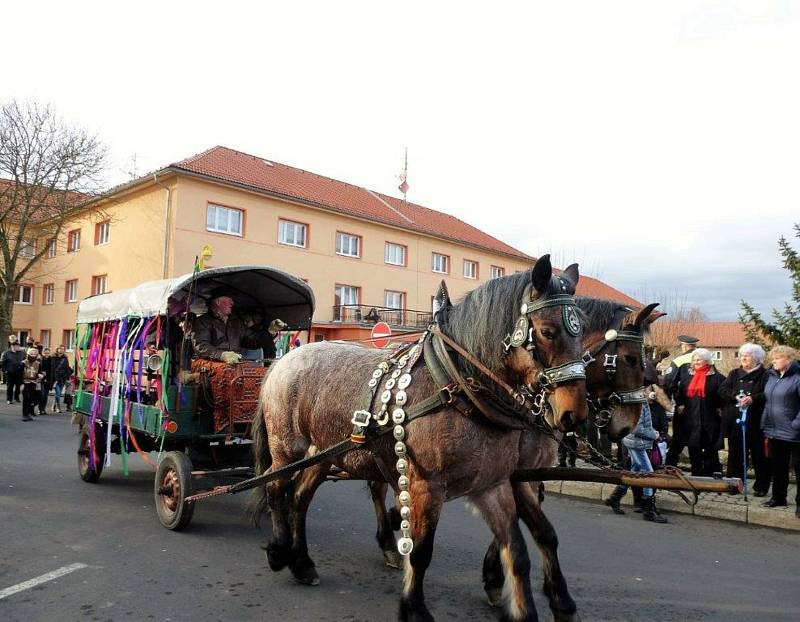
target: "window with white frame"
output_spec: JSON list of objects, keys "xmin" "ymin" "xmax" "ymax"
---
[
  {"xmin": 47, "ymin": 240, "xmax": 57, "ymax": 258},
  {"xmin": 95, "ymin": 220, "xmax": 110, "ymax": 245},
  {"xmin": 335, "ymin": 232, "xmax": 360, "ymax": 257},
  {"xmin": 432, "ymin": 253, "xmax": 449, "ymax": 274},
  {"xmin": 63, "ymin": 329, "xmax": 76, "ymax": 351},
  {"xmin": 40, "ymin": 330, "xmax": 51, "ymax": 349},
  {"xmin": 490, "ymin": 266, "xmax": 505, "ymax": 279},
  {"xmin": 43, "ymin": 284, "xmax": 54, "ymax": 305},
  {"xmin": 65, "ymin": 279, "xmax": 78, "ymax": 303},
  {"xmin": 278, "ymin": 219, "xmax": 307, "ymax": 247},
  {"xmin": 206, "ymin": 204, "xmax": 243, "ymax": 236},
  {"xmin": 15, "ymin": 284, "xmax": 33, "ymax": 304},
  {"xmin": 335, "ymin": 284, "xmax": 359, "ymax": 307},
  {"xmin": 385, "ymin": 242, "xmax": 406, "ymax": 266},
  {"xmin": 20, "ymin": 240, "xmax": 35, "ymax": 259},
  {"xmin": 67, "ymin": 229, "xmax": 81, "ymax": 252},
  {"xmin": 92, "ymin": 274, "xmax": 107, "ymax": 296},
  {"xmin": 712, "ymin": 350, "xmax": 722, "ymax": 361},
  {"xmin": 463, "ymin": 259, "xmax": 478, "ymax": 279},
  {"xmin": 384, "ymin": 290, "xmax": 404, "ymax": 309}
]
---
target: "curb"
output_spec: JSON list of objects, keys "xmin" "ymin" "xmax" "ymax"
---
[{"xmin": 543, "ymin": 480, "xmax": 800, "ymax": 531}]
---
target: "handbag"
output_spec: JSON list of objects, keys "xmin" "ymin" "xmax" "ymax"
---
[{"xmin": 648, "ymin": 441, "xmax": 663, "ymax": 467}]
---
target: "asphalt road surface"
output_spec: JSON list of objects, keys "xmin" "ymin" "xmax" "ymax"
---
[{"xmin": 1, "ymin": 405, "xmax": 799, "ymax": 622}]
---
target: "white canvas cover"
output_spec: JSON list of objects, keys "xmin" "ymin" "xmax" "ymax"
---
[{"xmin": 76, "ymin": 265, "xmax": 315, "ymax": 328}]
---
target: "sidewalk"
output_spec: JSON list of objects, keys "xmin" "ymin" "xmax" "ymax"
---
[{"xmin": 546, "ymin": 472, "xmax": 800, "ymax": 532}]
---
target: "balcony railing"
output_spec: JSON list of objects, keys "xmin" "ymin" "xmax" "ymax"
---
[{"xmin": 331, "ymin": 305, "xmax": 433, "ymax": 329}]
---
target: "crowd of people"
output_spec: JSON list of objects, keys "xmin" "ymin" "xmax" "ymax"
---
[
  {"xmin": 1, "ymin": 335, "xmax": 74, "ymax": 421},
  {"xmin": 596, "ymin": 335, "xmax": 800, "ymax": 520}
]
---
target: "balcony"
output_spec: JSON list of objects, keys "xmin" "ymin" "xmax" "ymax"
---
[{"xmin": 331, "ymin": 304, "xmax": 433, "ymax": 329}]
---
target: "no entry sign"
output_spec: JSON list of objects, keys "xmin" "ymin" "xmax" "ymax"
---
[{"xmin": 371, "ymin": 321, "xmax": 392, "ymax": 348}]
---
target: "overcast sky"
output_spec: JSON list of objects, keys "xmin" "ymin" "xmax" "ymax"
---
[{"xmin": 3, "ymin": 1, "xmax": 799, "ymax": 320}]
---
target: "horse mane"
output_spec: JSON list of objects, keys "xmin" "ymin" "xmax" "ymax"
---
[
  {"xmin": 443, "ymin": 270, "xmax": 572, "ymax": 376},
  {"xmin": 575, "ymin": 297, "xmax": 632, "ymax": 334}
]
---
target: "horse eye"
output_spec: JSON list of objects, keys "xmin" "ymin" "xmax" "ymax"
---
[
  {"xmin": 540, "ymin": 328, "xmax": 556, "ymax": 341},
  {"xmin": 624, "ymin": 355, "xmax": 638, "ymax": 367}
]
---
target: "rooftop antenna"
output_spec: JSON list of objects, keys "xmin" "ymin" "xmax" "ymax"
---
[{"xmin": 397, "ymin": 147, "xmax": 409, "ymax": 203}]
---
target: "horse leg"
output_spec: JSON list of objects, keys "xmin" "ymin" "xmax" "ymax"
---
[
  {"xmin": 265, "ymin": 475, "xmax": 294, "ymax": 573},
  {"xmin": 514, "ymin": 482, "xmax": 579, "ymax": 622},
  {"xmin": 288, "ymin": 460, "xmax": 330, "ymax": 585},
  {"xmin": 398, "ymin": 478, "xmax": 443, "ymax": 622},
  {"xmin": 471, "ymin": 483, "xmax": 538, "ymax": 622},
  {"xmin": 482, "ymin": 539, "xmax": 505, "ymax": 608},
  {"xmin": 368, "ymin": 480, "xmax": 402, "ymax": 569}
]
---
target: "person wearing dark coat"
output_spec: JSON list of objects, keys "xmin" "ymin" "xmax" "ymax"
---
[
  {"xmin": 2, "ymin": 342, "xmax": 25, "ymax": 404},
  {"xmin": 38, "ymin": 348, "xmax": 53, "ymax": 415},
  {"xmin": 760, "ymin": 346, "xmax": 800, "ymax": 516},
  {"xmin": 718, "ymin": 343, "xmax": 769, "ymax": 495},
  {"xmin": 51, "ymin": 346, "xmax": 73, "ymax": 413},
  {"xmin": 672, "ymin": 348, "xmax": 725, "ymax": 476}
]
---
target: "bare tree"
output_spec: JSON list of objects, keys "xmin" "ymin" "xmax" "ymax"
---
[{"xmin": 0, "ymin": 100, "xmax": 107, "ymax": 347}]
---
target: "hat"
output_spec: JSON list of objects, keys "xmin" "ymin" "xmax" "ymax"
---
[
  {"xmin": 677, "ymin": 335, "xmax": 699, "ymax": 345},
  {"xmin": 209, "ymin": 286, "xmax": 236, "ymax": 301},
  {"xmin": 27, "ymin": 347, "xmax": 39, "ymax": 357},
  {"xmin": 8, "ymin": 334, "xmax": 17, "ymax": 344}
]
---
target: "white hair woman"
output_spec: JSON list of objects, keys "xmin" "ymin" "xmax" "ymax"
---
[
  {"xmin": 719, "ymin": 343, "xmax": 769, "ymax": 496},
  {"xmin": 672, "ymin": 347, "xmax": 726, "ymax": 476},
  {"xmin": 760, "ymin": 345, "xmax": 800, "ymax": 516}
]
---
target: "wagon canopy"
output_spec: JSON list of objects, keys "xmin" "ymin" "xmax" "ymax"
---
[{"xmin": 76, "ymin": 265, "xmax": 315, "ymax": 329}]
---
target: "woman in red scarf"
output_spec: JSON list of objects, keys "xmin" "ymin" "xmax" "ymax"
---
[{"xmin": 674, "ymin": 348, "xmax": 726, "ymax": 475}]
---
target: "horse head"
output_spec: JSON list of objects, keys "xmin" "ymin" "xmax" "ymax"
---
[{"xmin": 582, "ymin": 301, "xmax": 665, "ymax": 440}]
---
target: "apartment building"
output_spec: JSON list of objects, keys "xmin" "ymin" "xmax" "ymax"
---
[{"xmin": 10, "ymin": 146, "xmax": 639, "ymax": 348}]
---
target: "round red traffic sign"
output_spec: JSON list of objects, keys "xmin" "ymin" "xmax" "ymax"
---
[{"xmin": 371, "ymin": 321, "xmax": 392, "ymax": 348}]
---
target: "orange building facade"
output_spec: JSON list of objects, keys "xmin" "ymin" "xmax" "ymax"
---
[{"xmin": 10, "ymin": 146, "xmax": 639, "ymax": 350}]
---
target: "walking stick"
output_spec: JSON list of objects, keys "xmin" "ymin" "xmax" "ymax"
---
[{"xmin": 736, "ymin": 390, "xmax": 749, "ymax": 501}]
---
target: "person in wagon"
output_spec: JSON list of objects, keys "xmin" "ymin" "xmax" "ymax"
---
[{"xmin": 191, "ymin": 288, "xmax": 287, "ymax": 364}]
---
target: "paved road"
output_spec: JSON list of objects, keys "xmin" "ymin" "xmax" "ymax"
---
[{"xmin": 1, "ymin": 404, "xmax": 799, "ymax": 622}]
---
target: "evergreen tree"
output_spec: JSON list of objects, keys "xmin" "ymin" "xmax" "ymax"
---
[{"xmin": 739, "ymin": 224, "xmax": 800, "ymax": 348}]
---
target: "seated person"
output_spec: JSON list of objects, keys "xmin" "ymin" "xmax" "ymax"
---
[{"xmin": 192, "ymin": 289, "xmax": 287, "ymax": 364}]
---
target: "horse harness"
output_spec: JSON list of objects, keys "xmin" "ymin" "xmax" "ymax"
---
[{"xmin": 581, "ymin": 328, "xmax": 647, "ymax": 428}]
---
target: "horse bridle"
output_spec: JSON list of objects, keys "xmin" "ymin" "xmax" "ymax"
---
[
  {"xmin": 581, "ymin": 328, "xmax": 647, "ymax": 428},
  {"xmin": 502, "ymin": 285, "xmax": 587, "ymax": 392}
]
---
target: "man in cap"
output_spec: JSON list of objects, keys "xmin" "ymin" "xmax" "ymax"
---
[
  {"xmin": 665, "ymin": 335, "xmax": 699, "ymax": 399},
  {"xmin": 192, "ymin": 289, "xmax": 287, "ymax": 364}
]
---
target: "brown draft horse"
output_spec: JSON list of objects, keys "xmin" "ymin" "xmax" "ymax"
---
[
  {"xmin": 365, "ymin": 297, "xmax": 664, "ymax": 621},
  {"xmin": 252, "ymin": 255, "xmax": 588, "ymax": 622}
]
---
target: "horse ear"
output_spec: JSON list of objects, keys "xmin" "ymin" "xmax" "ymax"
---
[
  {"xmin": 531, "ymin": 254, "xmax": 552, "ymax": 294},
  {"xmin": 628, "ymin": 302, "xmax": 660, "ymax": 330},
  {"xmin": 432, "ymin": 280, "xmax": 452, "ymax": 316},
  {"xmin": 561, "ymin": 263, "xmax": 580, "ymax": 293}
]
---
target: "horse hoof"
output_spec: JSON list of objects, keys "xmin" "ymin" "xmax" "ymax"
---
[
  {"xmin": 384, "ymin": 549, "xmax": 403, "ymax": 569},
  {"xmin": 291, "ymin": 563, "xmax": 320, "ymax": 586},
  {"xmin": 265, "ymin": 542, "xmax": 291, "ymax": 571},
  {"xmin": 486, "ymin": 588, "xmax": 503, "ymax": 608},
  {"xmin": 552, "ymin": 609, "xmax": 580, "ymax": 622},
  {"xmin": 398, "ymin": 599, "xmax": 435, "ymax": 622}
]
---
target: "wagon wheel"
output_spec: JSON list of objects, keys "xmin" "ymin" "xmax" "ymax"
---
[
  {"xmin": 155, "ymin": 451, "xmax": 195, "ymax": 530},
  {"xmin": 77, "ymin": 425, "xmax": 105, "ymax": 483}
]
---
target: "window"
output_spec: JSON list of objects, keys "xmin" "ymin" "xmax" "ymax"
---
[
  {"xmin": 278, "ymin": 219, "xmax": 307, "ymax": 247},
  {"xmin": 432, "ymin": 253, "xmax": 449, "ymax": 274},
  {"xmin": 490, "ymin": 266, "xmax": 505, "ymax": 279},
  {"xmin": 47, "ymin": 240, "xmax": 57, "ymax": 258},
  {"xmin": 43, "ymin": 284, "xmax": 54, "ymax": 305},
  {"xmin": 20, "ymin": 240, "xmax": 35, "ymax": 259},
  {"xmin": 40, "ymin": 330, "xmax": 51, "ymax": 349},
  {"xmin": 463, "ymin": 259, "xmax": 478, "ymax": 279},
  {"xmin": 67, "ymin": 229, "xmax": 81, "ymax": 252},
  {"xmin": 63, "ymin": 329, "xmax": 76, "ymax": 351},
  {"xmin": 65, "ymin": 279, "xmax": 78, "ymax": 303},
  {"xmin": 384, "ymin": 242, "xmax": 407, "ymax": 266},
  {"xmin": 335, "ymin": 232, "xmax": 361, "ymax": 257},
  {"xmin": 15, "ymin": 285, "xmax": 33, "ymax": 304},
  {"xmin": 712, "ymin": 351, "xmax": 722, "ymax": 361},
  {"xmin": 92, "ymin": 275, "xmax": 108, "ymax": 296},
  {"xmin": 385, "ymin": 290, "xmax": 404, "ymax": 309},
  {"xmin": 206, "ymin": 204, "xmax": 243, "ymax": 236},
  {"xmin": 95, "ymin": 220, "xmax": 110, "ymax": 245},
  {"xmin": 334, "ymin": 284, "xmax": 359, "ymax": 321},
  {"xmin": 15, "ymin": 330, "xmax": 30, "ymax": 345}
]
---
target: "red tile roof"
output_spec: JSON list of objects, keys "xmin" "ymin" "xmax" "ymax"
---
[
  {"xmin": 170, "ymin": 146, "xmax": 532, "ymax": 260},
  {"xmin": 574, "ymin": 275, "xmax": 641, "ymax": 307},
  {"xmin": 649, "ymin": 321, "xmax": 747, "ymax": 348}
]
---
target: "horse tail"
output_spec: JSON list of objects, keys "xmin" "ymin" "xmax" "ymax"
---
[{"xmin": 247, "ymin": 383, "xmax": 272, "ymax": 526}]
